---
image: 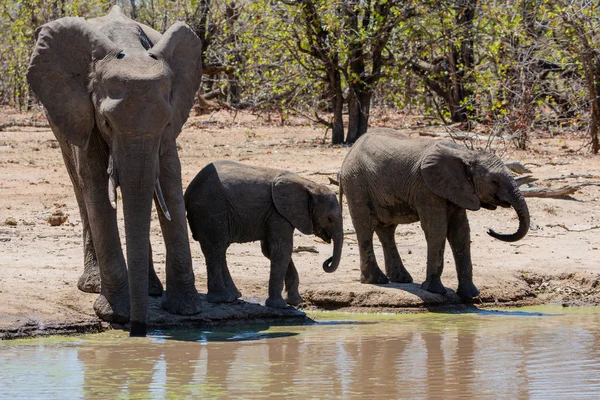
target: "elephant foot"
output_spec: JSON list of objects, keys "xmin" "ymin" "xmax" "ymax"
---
[
  {"xmin": 77, "ymin": 268, "xmax": 101, "ymax": 294},
  {"xmin": 206, "ymin": 290, "xmax": 239, "ymax": 304},
  {"xmin": 148, "ymin": 270, "xmax": 164, "ymax": 298},
  {"xmin": 360, "ymin": 266, "xmax": 390, "ymax": 284},
  {"xmin": 457, "ymin": 281, "xmax": 480, "ymax": 299},
  {"xmin": 286, "ymin": 292, "xmax": 303, "ymax": 306},
  {"xmin": 266, "ymin": 297, "xmax": 288, "ymax": 309},
  {"xmin": 388, "ymin": 268, "xmax": 414, "ymax": 284},
  {"xmin": 162, "ymin": 289, "xmax": 202, "ymax": 315},
  {"xmin": 93, "ymin": 291, "xmax": 129, "ymax": 324},
  {"xmin": 421, "ymin": 276, "xmax": 447, "ymax": 295},
  {"xmin": 225, "ymin": 283, "xmax": 242, "ymax": 300}
]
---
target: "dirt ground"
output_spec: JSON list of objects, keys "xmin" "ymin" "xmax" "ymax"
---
[{"xmin": 1, "ymin": 106, "xmax": 600, "ymax": 338}]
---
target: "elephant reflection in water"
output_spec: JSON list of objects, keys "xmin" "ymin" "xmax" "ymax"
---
[{"xmin": 77, "ymin": 341, "xmax": 203, "ymax": 397}]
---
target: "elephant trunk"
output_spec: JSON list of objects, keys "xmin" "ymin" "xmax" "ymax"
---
[
  {"xmin": 487, "ymin": 180, "xmax": 530, "ymax": 242},
  {"xmin": 323, "ymin": 229, "xmax": 343, "ymax": 273},
  {"xmin": 114, "ymin": 139, "xmax": 161, "ymax": 337}
]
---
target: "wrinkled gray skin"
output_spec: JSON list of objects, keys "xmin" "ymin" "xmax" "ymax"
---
[
  {"xmin": 185, "ymin": 161, "xmax": 343, "ymax": 308},
  {"xmin": 26, "ymin": 6, "xmax": 203, "ymax": 336},
  {"xmin": 339, "ymin": 133, "xmax": 530, "ymax": 299}
]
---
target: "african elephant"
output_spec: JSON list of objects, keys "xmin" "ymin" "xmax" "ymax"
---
[
  {"xmin": 26, "ymin": 6, "xmax": 202, "ymax": 336},
  {"xmin": 339, "ymin": 133, "xmax": 530, "ymax": 299},
  {"xmin": 184, "ymin": 161, "xmax": 343, "ymax": 308}
]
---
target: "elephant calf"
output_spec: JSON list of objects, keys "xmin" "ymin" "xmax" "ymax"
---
[
  {"xmin": 339, "ymin": 134, "xmax": 530, "ymax": 299},
  {"xmin": 185, "ymin": 161, "xmax": 343, "ymax": 308}
]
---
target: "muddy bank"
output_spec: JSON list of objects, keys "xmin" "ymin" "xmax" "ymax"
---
[
  {"xmin": 1, "ymin": 109, "xmax": 600, "ymax": 339},
  {"xmin": 1, "ymin": 295, "xmax": 307, "ymax": 340}
]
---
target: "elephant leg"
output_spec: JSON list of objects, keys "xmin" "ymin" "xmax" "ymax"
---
[
  {"xmin": 447, "ymin": 207, "xmax": 479, "ymax": 299},
  {"xmin": 264, "ymin": 226, "xmax": 294, "ymax": 308},
  {"xmin": 202, "ymin": 243, "xmax": 238, "ymax": 303},
  {"xmin": 55, "ymin": 136, "xmax": 102, "ymax": 294},
  {"xmin": 155, "ymin": 143, "xmax": 201, "ymax": 315},
  {"xmin": 221, "ymin": 258, "xmax": 242, "ymax": 300},
  {"xmin": 284, "ymin": 260, "xmax": 302, "ymax": 306},
  {"xmin": 147, "ymin": 243, "xmax": 164, "ymax": 297},
  {"xmin": 262, "ymin": 240, "xmax": 301, "ymax": 305},
  {"xmin": 78, "ymin": 215, "xmax": 101, "ymax": 293},
  {"xmin": 73, "ymin": 138, "xmax": 130, "ymax": 323},
  {"xmin": 419, "ymin": 207, "xmax": 448, "ymax": 295},
  {"xmin": 375, "ymin": 224, "xmax": 413, "ymax": 283},
  {"xmin": 354, "ymin": 221, "xmax": 389, "ymax": 284}
]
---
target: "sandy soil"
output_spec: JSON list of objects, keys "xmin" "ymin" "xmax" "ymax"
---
[{"xmin": 1, "ymin": 107, "xmax": 600, "ymax": 338}]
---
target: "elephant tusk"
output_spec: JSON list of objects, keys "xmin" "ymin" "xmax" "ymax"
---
[
  {"xmin": 108, "ymin": 174, "xmax": 118, "ymax": 209},
  {"xmin": 107, "ymin": 155, "xmax": 118, "ymax": 209},
  {"xmin": 155, "ymin": 179, "xmax": 171, "ymax": 221}
]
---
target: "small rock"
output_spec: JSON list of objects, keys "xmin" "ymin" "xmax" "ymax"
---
[
  {"xmin": 47, "ymin": 210, "xmax": 68, "ymax": 226},
  {"xmin": 4, "ymin": 217, "xmax": 17, "ymax": 226}
]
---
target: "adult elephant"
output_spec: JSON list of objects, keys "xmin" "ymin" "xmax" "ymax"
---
[
  {"xmin": 27, "ymin": 6, "xmax": 202, "ymax": 336},
  {"xmin": 339, "ymin": 133, "xmax": 530, "ymax": 299}
]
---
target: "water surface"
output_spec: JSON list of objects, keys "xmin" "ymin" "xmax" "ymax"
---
[{"xmin": 1, "ymin": 306, "xmax": 600, "ymax": 399}]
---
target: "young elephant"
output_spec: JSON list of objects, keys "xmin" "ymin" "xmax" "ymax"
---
[
  {"xmin": 339, "ymin": 133, "xmax": 530, "ymax": 299},
  {"xmin": 185, "ymin": 161, "xmax": 343, "ymax": 308}
]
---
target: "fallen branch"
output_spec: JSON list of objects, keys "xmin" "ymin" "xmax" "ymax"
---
[
  {"xmin": 504, "ymin": 161, "xmax": 532, "ymax": 174},
  {"xmin": 546, "ymin": 224, "xmax": 600, "ymax": 232},
  {"xmin": 309, "ymin": 171, "xmax": 339, "ymax": 176},
  {"xmin": 520, "ymin": 183, "xmax": 599, "ymax": 198},
  {"xmin": 293, "ymin": 246, "xmax": 319, "ymax": 254},
  {"xmin": 0, "ymin": 121, "xmax": 49, "ymax": 131},
  {"xmin": 546, "ymin": 174, "xmax": 597, "ymax": 181},
  {"xmin": 515, "ymin": 175, "xmax": 538, "ymax": 187}
]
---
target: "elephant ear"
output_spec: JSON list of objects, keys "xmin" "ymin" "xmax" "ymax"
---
[
  {"xmin": 272, "ymin": 174, "xmax": 314, "ymax": 235},
  {"xmin": 420, "ymin": 142, "xmax": 481, "ymax": 211},
  {"xmin": 27, "ymin": 17, "xmax": 121, "ymax": 148},
  {"xmin": 149, "ymin": 22, "xmax": 202, "ymax": 141}
]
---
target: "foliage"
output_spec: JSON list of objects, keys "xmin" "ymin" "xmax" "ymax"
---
[{"xmin": 1, "ymin": 0, "xmax": 599, "ymax": 151}]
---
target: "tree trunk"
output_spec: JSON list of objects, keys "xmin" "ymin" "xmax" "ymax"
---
[
  {"xmin": 330, "ymin": 69, "xmax": 344, "ymax": 145},
  {"xmin": 346, "ymin": 88, "xmax": 371, "ymax": 144}
]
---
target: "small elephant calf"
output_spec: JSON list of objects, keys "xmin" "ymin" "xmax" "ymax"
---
[
  {"xmin": 340, "ymin": 133, "xmax": 530, "ymax": 298},
  {"xmin": 185, "ymin": 161, "xmax": 343, "ymax": 308}
]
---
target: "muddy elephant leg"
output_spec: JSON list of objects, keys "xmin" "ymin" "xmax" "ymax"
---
[
  {"xmin": 375, "ymin": 224, "xmax": 413, "ymax": 283},
  {"xmin": 418, "ymin": 206, "xmax": 448, "ymax": 295},
  {"xmin": 147, "ymin": 243, "xmax": 164, "ymax": 297},
  {"xmin": 284, "ymin": 260, "xmax": 302, "ymax": 305},
  {"xmin": 221, "ymin": 257, "xmax": 241, "ymax": 300},
  {"xmin": 155, "ymin": 143, "xmax": 201, "ymax": 315},
  {"xmin": 78, "ymin": 217, "xmax": 101, "ymax": 293},
  {"xmin": 73, "ymin": 138, "xmax": 130, "ymax": 323},
  {"xmin": 201, "ymin": 243, "xmax": 238, "ymax": 303},
  {"xmin": 263, "ymin": 240, "xmax": 301, "ymax": 305},
  {"xmin": 447, "ymin": 207, "xmax": 479, "ymax": 299},
  {"xmin": 55, "ymin": 136, "xmax": 101, "ymax": 294},
  {"xmin": 354, "ymin": 220, "xmax": 388, "ymax": 284},
  {"xmin": 264, "ymin": 225, "xmax": 294, "ymax": 308}
]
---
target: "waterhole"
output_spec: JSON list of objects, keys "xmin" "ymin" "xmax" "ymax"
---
[{"xmin": 1, "ymin": 306, "xmax": 599, "ymax": 398}]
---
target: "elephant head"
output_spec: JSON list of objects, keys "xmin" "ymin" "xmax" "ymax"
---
[
  {"xmin": 27, "ymin": 8, "xmax": 202, "ymax": 332},
  {"xmin": 421, "ymin": 141, "xmax": 530, "ymax": 242},
  {"xmin": 271, "ymin": 174, "xmax": 343, "ymax": 273}
]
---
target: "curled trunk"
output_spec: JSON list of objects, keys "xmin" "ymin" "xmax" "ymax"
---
[
  {"xmin": 487, "ymin": 182, "xmax": 530, "ymax": 242},
  {"xmin": 322, "ymin": 230, "xmax": 343, "ymax": 273}
]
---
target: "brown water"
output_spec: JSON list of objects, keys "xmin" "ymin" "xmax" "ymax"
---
[{"xmin": 1, "ymin": 306, "xmax": 600, "ymax": 399}]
